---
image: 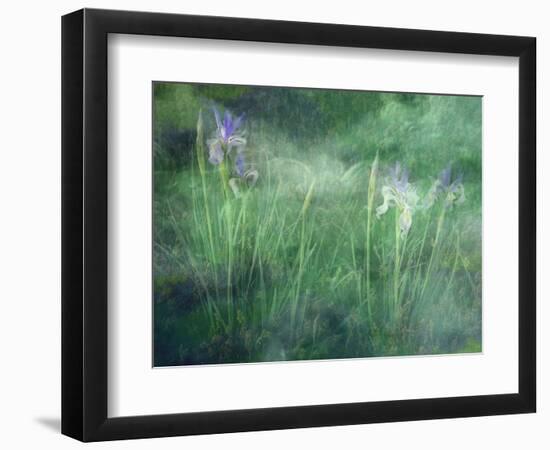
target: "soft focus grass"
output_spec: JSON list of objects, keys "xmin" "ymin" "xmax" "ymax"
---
[{"xmin": 153, "ymin": 82, "xmax": 482, "ymax": 366}]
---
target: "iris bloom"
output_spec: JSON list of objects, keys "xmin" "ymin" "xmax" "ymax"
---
[
  {"xmin": 376, "ymin": 162, "xmax": 419, "ymax": 237},
  {"xmin": 207, "ymin": 107, "xmax": 246, "ymax": 165},
  {"xmin": 228, "ymin": 152, "xmax": 259, "ymax": 197},
  {"xmin": 425, "ymin": 164, "xmax": 465, "ymax": 208}
]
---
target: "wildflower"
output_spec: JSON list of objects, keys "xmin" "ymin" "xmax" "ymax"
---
[
  {"xmin": 207, "ymin": 107, "xmax": 247, "ymax": 166},
  {"xmin": 425, "ymin": 164, "xmax": 465, "ymax": 208},
  {"xmin": 228, "ymin": 152, "xmax": 259, "ymax": 198},
  {"xmin": 376, "ymin": 162, "xmax": 419, "ymax": 237}
]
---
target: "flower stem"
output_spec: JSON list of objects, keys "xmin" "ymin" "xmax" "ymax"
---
[
  {"xmin": 365, "ymin": 153, "xmax": 378, "ymax": 323},
  {"xmin": 393, "ymin": 207, "xmax": 401, "ymax": 324},
  {"xmin": 420, "ymin": 206, "xmax": 446, "ymax": 303},
  {"xmin": 219, "ymin": 159, "xmax": 230, "ymax": 199}
]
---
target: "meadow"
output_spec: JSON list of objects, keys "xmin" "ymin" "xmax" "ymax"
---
[{"xmin": 153, "ymin": 82, "xmax": 482, "ymax": 366}]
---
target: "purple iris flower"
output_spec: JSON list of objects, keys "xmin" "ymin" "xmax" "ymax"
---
[
  {"xmin": 425, "ymin": 164, "xmax": 465, "ymax": 208},
  {"xmin": 438, "ymin": 164, "xmax": 463, "ymax": 190},
  {"xmin": 213, "ymin": 107, "xmax": 245, "ymax": 145},
  {"xmin": 376, "ymin": 162, "xmax": 418, "ymax": 237},
  {"xmin": 207, "ymin": 107, "xmax": 247, "ymax": 167},
  {"xmin": 228, "ymin": 152, "xmax": 259, "ymax": 197}
]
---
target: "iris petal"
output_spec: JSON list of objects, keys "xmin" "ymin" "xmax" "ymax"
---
[
  {"xmin": 440, "ymin": 166, "xmax": 452, "ymax": 187},
  {"xmin": 223, "ymin": 110, "xmax": 234, "ymax": 138},
  {"xmin": 213, "ymin": 106, "xmax": 222, "ymax": 130},
  {"xmin": 235, "ymin": 153, "xmax": 246, "ymax": 177},
  {"xmin": 399, "ymin": 208, "xmax": 413, "ymax": 237},
  {"xmin": 208, "ymin": 142, "xmax": 224, "ymax": 165},
  {"xmin": 245, "ymin": 170, "xmax": 259, "ymax": 187},
  {"xmin": 233, "ymin": 113, "xmax": 245, "ymax": 131}
]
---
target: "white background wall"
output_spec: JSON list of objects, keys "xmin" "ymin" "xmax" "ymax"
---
[{"xmin": 0, "ymin": 0, "xmax": 546, "ymax": 448}]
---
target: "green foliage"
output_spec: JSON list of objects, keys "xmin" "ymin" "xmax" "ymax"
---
[
  {"xmin": 154, "ymin": 83, "xmax": 201, "ymax": 132},
  {"xmin": 153, "ymin": 83, "xmax": 482, "ymax": 366},
  {"xmin": 194, "ymin": 84, "xmax": 250, "ymax": 101}
]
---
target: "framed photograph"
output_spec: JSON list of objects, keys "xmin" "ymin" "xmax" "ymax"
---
[{"xmin": 62, "ymin": 8, "xmax": 536, "ymax": 441}]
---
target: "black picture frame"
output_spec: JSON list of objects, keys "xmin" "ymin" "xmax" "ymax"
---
[{"xmin": 62, "ymin": 8, "xmax": 536, "ymax": 442}]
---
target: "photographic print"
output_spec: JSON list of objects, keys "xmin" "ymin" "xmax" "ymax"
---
[{"xmin": 153, "ymin": 82, "xmax": 482, "ymax": 367}]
